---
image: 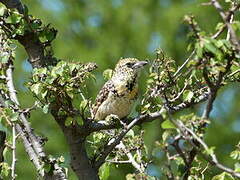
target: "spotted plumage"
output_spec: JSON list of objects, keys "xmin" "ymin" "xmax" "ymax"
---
[{"xmin": 92, "ymin": 58, "xmax": 147, "ymax": 120}]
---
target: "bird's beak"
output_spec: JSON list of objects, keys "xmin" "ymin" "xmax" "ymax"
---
[{"xmin": 132, "ymin": 61, "xmax": 148, "ymax": 69}]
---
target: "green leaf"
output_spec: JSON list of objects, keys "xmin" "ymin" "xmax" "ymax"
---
[
  {"xmin": 230, "ymin": 150, "xmax": 240, "ymax": 160},
  {"xmin": 57, "ymin": 156, "xmax": 65, "ymax": 163},
  {"xmin": 204, "ymin": 41, "xmax": 218, "ymax": 54},
  {"xmin": 214, "ymin": 66, "xmax": 226, "ymax": 72},
  {"xmin": 65, "ymin": 117, "xmax": 73, "ymax": 126},
  {"xmin": 43, "ymin": 163, "xmax": 51, "ymax": 173},
  {"xmin": 187, "ymin": 59, "xmax": 197, "ymax": 67},
  {"xmin": 103, "ymin": 69, "xmax": 113, "ymax": 81},
  {"xmin": 0, "ymin": 53, "xmax": 10, "ymax": 63},
  {"xmin": 234, "ymin": 162, "xmax": 240, "ymax": 173},
  {"xmin": 39, "ymin": 28, "xmax": 57, "ymax": 42},
  {"xmin": 126, "ymin": 129, "xmax": 134, "ymax": 137},
  {"xmin": 14, "ymin": 25, "xmax": 25, "ymax": 35},
  {"xmin": 161, "ymin": 120, "xmax": 175, "ymax": 129},
  {"xmin": 41, "ymin": 90, "xmax": 48, "ymax": 99},
  {"xmin": 75, "ymin": 117, "xmax": 83, "ymax": 126},
  {"xmin": 30, "ymin": 83, "xmax": 42, "ymax": 95},
  {"xmin": 80, "ymin": 100, "xmax": 88, "ymax": 110},
  {"xmin": 45, "ymin": 29, "xmax": 56, "ymax": 41},
  {"xmin": 42, "ymin": 104, "xmax": 49, "ymax": 114},
  {"xmin": 10, "ymin": 112, "xmax": 19, "ymax": 122},
  {"xmin": 0, "ymin": 162, "xmax": 10, "ymax": 178},
  {"xmin": 203, "ymin": 38, "xmax": 223, "ymax": 60},
  {"xmin": 204, "ymin": 146, "xmax": 215, "ymax": 156},
  {"xmin": 0, "ymin": 6, "xmax": 5, "ymax": 16},
  {"xmin": 0, "ymin": 122, "xmax": 7, "ymax": 132},
  {"xmin": 162, "ymin": 130, "xmax": 172, "ymax": 141},
  {"xmin": 5, "ymin": 13, "xmax": 22, "ymax": 24},
  {"xmin": 215, "ymin": 22, "xmax": 224, "ymax": 31},
  {"xmin": 66, "ymin": 91, "xmax": 74, "ymax": 99},
  {"xmin": 99, "ymin": 163, "xmax": 110, "ymax": 180},
  {"xmin": 212, "ymin": 172, "xmax": 234, "ymax": 180},
  {"xmin": 183, "ymin": 90, "xmax": 194, "ymax": 102},
  {"xmin": 196, "ymin": 43, "xmax": 203, "ymax": 58}
]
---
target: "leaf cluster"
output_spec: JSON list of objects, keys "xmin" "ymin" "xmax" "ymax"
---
[
  {"xmin": 28, "ymin": 61, "xmax": 97, "ymax": 116},
  {"xmin": 0, "ymin": 6, "xmax": 57, "ymax": 43}
]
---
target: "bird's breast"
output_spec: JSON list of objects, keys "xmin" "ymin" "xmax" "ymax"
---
[{"xmin": 95, "ymin": 94, "xmax": 134, "ymax": 120}]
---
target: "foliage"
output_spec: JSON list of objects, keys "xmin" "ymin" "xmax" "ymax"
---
[{"xmin": 29, "ymin": 61, "xmax": 97, "ymax": 117}]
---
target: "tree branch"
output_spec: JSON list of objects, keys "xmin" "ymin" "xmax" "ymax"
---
[
  {"xmin": 17, "ymin": 33, "xmax": 47, "ymax": 68},
  {"xmin": 0, "ymin": 131, "xmax": 6, "ymax": 164},
  {"xmin": 94, "ymin": 113, "xmax": 159, "ymax": 169},
  {"xmin": 176, "ymin": 120, "xmax": 240, "ymax": 178},
  {"xmin": 11, "ymin": 125, "xmax": 17, "ymax": 180},
  {"xmin": 0, "ymin": 30, "xmax": 67, "ymax": 179},
  {"xmin": 52, "ymin": 115, "xmax": 99, "ymax": 180},
  {"xmin": 211, "ymin": 0, "xmax": 240, "ymax": 52},
  {"xmin": 6, "ymin": 62, "xmax": 67, "ymax": 180},
  {"xmin": 117, "ymin": 142, "xmax": 144, "ymax": 173}
]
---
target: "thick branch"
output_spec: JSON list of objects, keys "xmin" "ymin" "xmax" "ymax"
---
[
  {"xmin": 0, "ymin": 131, "xmax": 6, "ymax": 163},
  {"xmin": 17, "ymin": 33, "xmax": 47, "ymax": 68},
  {"xmin": 52, "ymin": 115, "xmax": 99, "ymax": 180}
]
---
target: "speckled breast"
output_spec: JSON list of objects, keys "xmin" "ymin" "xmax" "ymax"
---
[{"xmin": 94, "ymin": 92, "xmax": 135, "ymax": 120}]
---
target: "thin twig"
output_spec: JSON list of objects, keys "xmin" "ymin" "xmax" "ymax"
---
[
  {"xmin": 227, "ymin": 69, "xmax": 240, "ymax": 78},
  {"xmin": 117, "ymin": 142, "xmax": 144, "ymax": 173},
  {"xmin": 11, "ymin": 125, "xmax": 16, "ymax": 180},
  {"xmin": 173, "ymin": 50, "xmax": 195, "ymax": 78},
  {"xmin": 106, "ymin": 160, "xmax": 131, "ymax": 164}
]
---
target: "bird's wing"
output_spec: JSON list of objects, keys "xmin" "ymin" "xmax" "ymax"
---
[{"xmin": 92, "ymin": 80, "xmax": 116, "ymax": 118}]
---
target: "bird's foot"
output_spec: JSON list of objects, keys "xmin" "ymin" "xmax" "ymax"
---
[{"xmin": 105, "ymin": 114, "xmax": 120, "ymax": 122}]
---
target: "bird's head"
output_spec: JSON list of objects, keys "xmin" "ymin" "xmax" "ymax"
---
[{"xmin": 114, "ymin": 58, "xmax": 148, "ymax": 76}]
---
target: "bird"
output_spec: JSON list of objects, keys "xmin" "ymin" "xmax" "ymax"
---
[{"xmin": 92, "ymin": 58, "xmax": 148, "ymax": 121}]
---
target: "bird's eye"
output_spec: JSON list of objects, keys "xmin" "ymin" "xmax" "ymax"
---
[{"xmin": 126, "ymin": 62, "xmax": 132, "ymax": 67}]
